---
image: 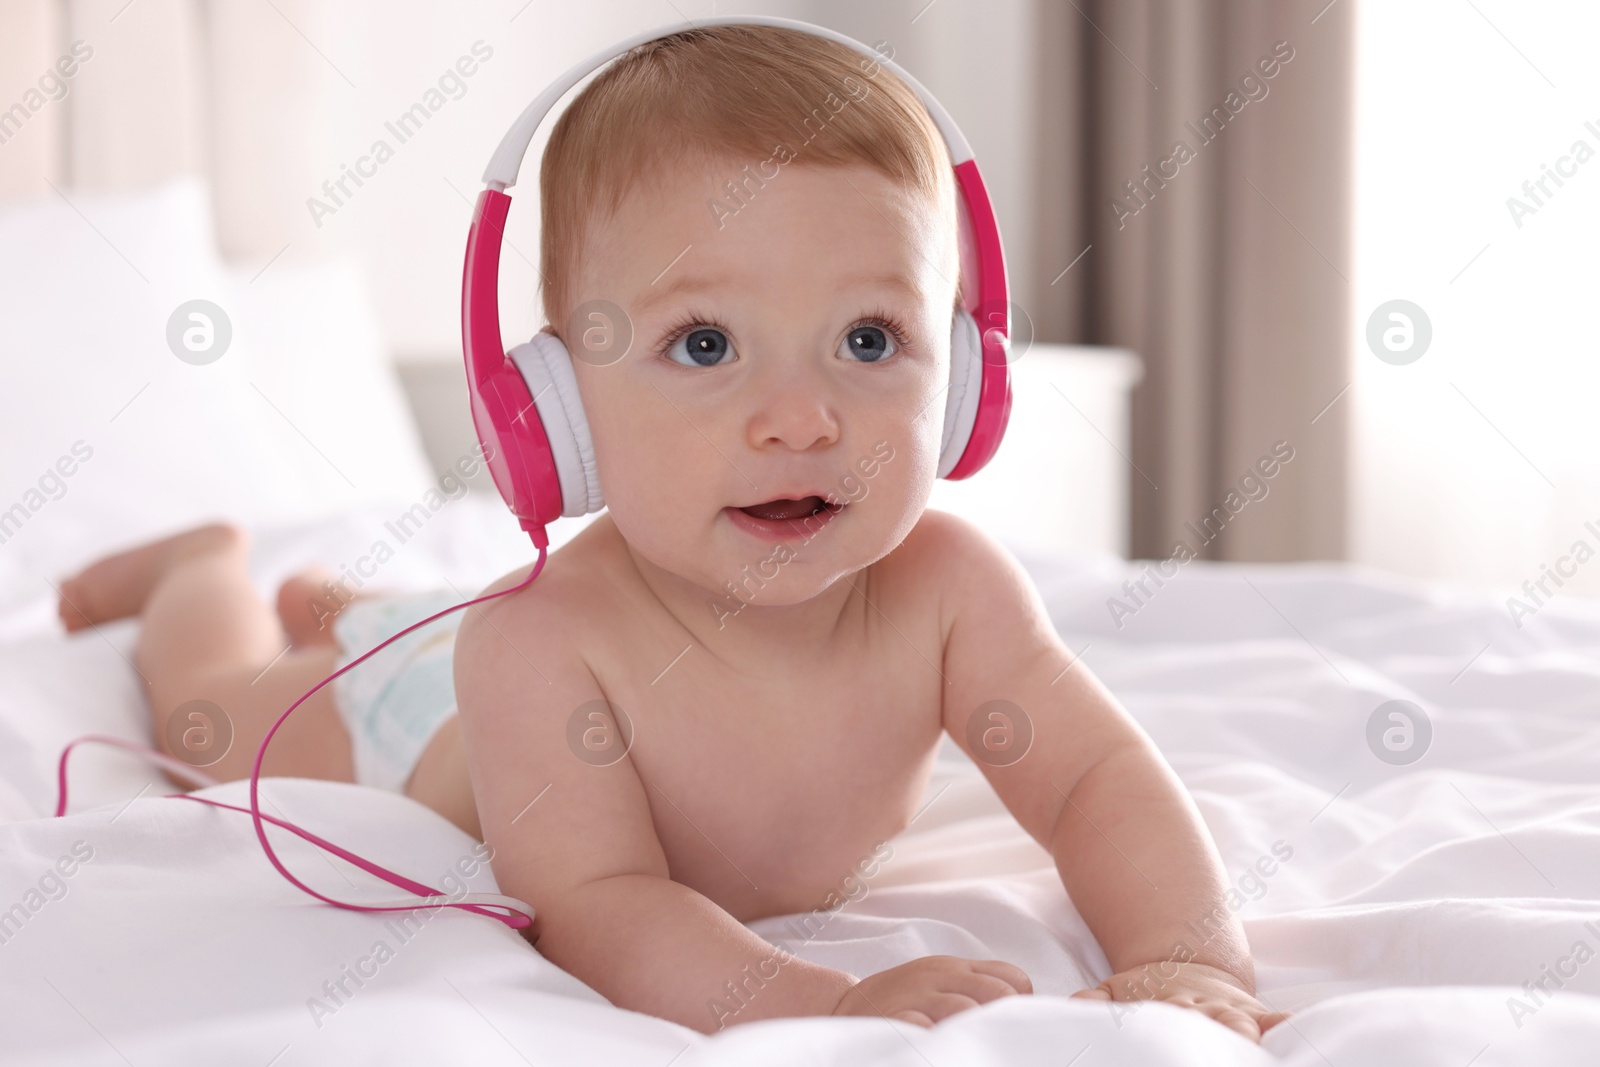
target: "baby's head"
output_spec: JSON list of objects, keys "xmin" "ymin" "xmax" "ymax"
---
[{"xmin": 540, "ymin": 25, "xmax": 961, "ymax": 609}]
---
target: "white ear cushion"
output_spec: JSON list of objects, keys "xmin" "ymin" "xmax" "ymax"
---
[
  {"xmin": 938, "ymin": 310, "xmax": 984, "ymax": 478},
  {"xmin": 506, "ymin": 332, "xmax": 605, "ymax": 516}
]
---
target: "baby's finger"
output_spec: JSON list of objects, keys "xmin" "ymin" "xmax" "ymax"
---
[
  {"xmin": 1070, "ymin": 986, "xmax": 1112, "ymax": 1001},
  {"xmin": 913, "ymin": 992, "xmax": 984, "ymax": 1023},
  {"xmin": 963, "ymin": 959, "xmax": 1033, "ymax": 994},
  {"xmin": 890, "ymin": 1009, "xmax": 934, "ymax": 1028},
  {"xmin": 1259, "ymin": 1010, "xmax": 1292, "ymax": 1032},
  {"xmin": 948, "ymin": 972, "xmax": 1030, "ymax": 1005}
]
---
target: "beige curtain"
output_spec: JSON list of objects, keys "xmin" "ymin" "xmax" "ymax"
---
[
  {"xmin": 1034, "ymin": 0, "xmax": 1354, "ymax": 562},
  {"xmin": 0, "ymin": 0, "xmax": 330, "ymax": 261},
  {"xmin": 0, "ymin": 2, "xmax": 63, "ymax": 200}
]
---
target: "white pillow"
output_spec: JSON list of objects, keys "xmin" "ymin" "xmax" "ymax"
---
[
  {"xmin": 0, "ymin": 175, "xmax": 436, "ymax": 581},
  {"xmin": 223, "ymin": 255, "xmax": 438, "ymax": 515}
]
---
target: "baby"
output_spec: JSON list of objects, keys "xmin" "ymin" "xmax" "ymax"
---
[{"xmin": 57, "ymin": 25, "xmax": 1286, "ymax": 1042}]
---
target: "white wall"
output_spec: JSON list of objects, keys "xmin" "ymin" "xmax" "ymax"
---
[{"xmin": 1351, "ymin": 1, "xmax": 1600, "ymax": 601}]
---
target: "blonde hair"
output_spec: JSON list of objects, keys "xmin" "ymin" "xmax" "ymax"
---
[{"xmin": 537, "ymin": 24, "xmax": 958, "ymax": 330}]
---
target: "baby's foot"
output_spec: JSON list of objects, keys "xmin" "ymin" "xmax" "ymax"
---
[
  {"xmin": 57, "ymin": 522, "xmax": 245, "ymax": 633},
  {"xmin": 275, "ymin": 567, "xmax": 352, "ymax": 648}
]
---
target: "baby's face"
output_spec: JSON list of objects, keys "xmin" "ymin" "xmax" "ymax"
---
[{"xmin": 565, "ymin": 158, "xmax": 959, "ymax": 608}]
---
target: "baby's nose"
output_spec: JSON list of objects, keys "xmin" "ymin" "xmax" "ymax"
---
[{"xmin": 745, "ymin": 379, "xmax": 841, "ymax": 452}]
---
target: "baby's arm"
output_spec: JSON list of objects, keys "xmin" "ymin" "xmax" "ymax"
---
[
  {"xmin": 452, "ymin": 574, "xmax": 1025, "ymax": 1032},
  {"xmin": 452, "ymin": 587, "xmax": 847, "ymax": 1031},
  {"xmin": 925, "ymin": 512, "xmax": 1286, "ymax": 1041}
]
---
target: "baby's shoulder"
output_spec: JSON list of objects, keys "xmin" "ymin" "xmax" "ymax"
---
[
  {"xmin": 885, "ymin": 507, "xmax": 1001, "ymax": 588},
  {"xmin": 876, "ymin": 507, "xmax": 1005, "ymax": 634},
  {"xmin": 455, "ymin": 517, "xmax": 630, "ymax": 664},
  {"xmin": 894, "ymin": 506, "xmax": 986, "ymax": 559}
]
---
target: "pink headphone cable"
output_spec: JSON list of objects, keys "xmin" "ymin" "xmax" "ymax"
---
[{"xmin": 52, "ymin": 550, "xmax": 548, "ymax": 931}]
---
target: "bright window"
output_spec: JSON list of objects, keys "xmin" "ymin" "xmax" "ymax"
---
[{"xmin": 1352, "ymin": 1, "xmax": 1600, "ymax": 596}]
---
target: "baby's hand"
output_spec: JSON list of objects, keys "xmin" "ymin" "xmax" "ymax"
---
[
  {"xmin": 832, "ymin": 955, "xmax": 1033, "ymax": 1026},
  {"xmin": 1072, "ymin": 961, "xmax": 1289, "ymax": 1042}
]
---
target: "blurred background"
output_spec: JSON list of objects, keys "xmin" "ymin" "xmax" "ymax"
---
[{"xmin": 0, "ymin": 0, "xmax": 1595, "ymax": 600}]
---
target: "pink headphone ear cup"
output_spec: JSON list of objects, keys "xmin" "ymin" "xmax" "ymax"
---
[
  {"xmin": 506, "ymin": 332, "xmax": 605, "ymax": 516},
  {"xmin": 938, "ymin": 310, "xmax": 984, "ymax": 478}
]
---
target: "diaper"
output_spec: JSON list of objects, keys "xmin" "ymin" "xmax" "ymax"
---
[{"xmin": 330, "ymin": 590, "xmax": 465, "ymax": 794}]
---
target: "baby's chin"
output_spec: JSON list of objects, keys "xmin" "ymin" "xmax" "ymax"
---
[
  {"xmin": 623, "ymin": 512, "xmax": 861, "ymax": 599},
  {"xmin": 705, "ymin": 503, "xmax": 928, "ymax": 598},
  {"xmin": 611, "ymin": 488, "xmax": 928, "ymax": 604}
]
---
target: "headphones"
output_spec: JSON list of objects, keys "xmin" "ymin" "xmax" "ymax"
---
[{"xmin": 462, "ymin": 16, "xmax": 1013, "ymax": 550}]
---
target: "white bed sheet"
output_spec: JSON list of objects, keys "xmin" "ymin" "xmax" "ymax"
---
[{"xmin": 2, "ymin": 500, "xmax": 1599, "ymax": 1065}]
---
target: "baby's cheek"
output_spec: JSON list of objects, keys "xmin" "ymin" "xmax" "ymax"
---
[{"xmin": 587, "ymin": 381, "xmax": 698, "ymax": 501}]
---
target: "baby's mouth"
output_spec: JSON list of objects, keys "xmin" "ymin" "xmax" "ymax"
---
[{"xmin": 737, "ymin": 496, "xmax": 842, "ymax": 521}]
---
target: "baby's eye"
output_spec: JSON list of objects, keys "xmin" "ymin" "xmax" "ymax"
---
[
  {"xmin": 839, "ymin": 324, "xmax": 898, "ymax": 364},
  {"xmin": 665, "ymin": 327, "xmax": 735, "ymax": 367}
]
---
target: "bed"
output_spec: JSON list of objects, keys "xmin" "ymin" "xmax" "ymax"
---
[{"xmin": 4, "ymin": 175, "xmax": 1600, "ymax": 1065}]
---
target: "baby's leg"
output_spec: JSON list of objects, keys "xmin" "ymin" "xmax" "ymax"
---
[
  {"xmin": 274, "ymin": 565, "xmax": 350, "ymax": 649},
  {"xmin": 60, "ymin": 523, "xmax": 354, "ymax": 786}
]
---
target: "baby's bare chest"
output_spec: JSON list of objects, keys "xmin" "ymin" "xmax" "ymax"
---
[{"xmin": 593, "ymin": 617, "xmax": 947, "ymax": 920}]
